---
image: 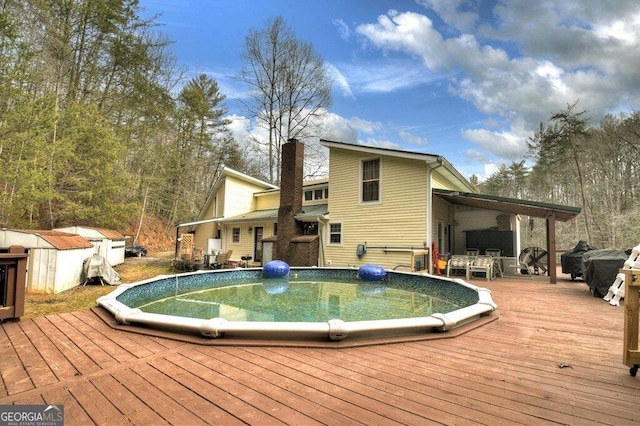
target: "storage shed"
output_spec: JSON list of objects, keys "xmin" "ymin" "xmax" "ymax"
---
[
  {"xmin": 0, "ymin": 229, "xmax": 95, "ymax": 294},
  {"xmin": 54, "ymin": 226, "xmax": 126, "ymax": 266}
]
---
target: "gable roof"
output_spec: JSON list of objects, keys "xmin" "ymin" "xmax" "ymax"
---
[
  {"xmin": 433, "ymin": 189, "xmax": 582, "ymax": 222},
  {"xmin": 320, "ymin": 139, "xmax": 476, "ymax": 193}
]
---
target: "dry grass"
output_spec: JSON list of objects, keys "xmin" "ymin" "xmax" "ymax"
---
[{"xmin": 23, "ymin": 257, "xmax": 174, "ymax": 319}]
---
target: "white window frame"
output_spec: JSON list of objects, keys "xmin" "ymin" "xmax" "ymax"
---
[
  {"xmin": 304, "ymin": 186, "xmax": 328, "ymax": 201},
  {"xmin": 327, "ymin": 222, "xmax": 343, "ymax": 246},
  {"xmin": 231, "ymin": 227, "xmax": 241, "ymax": 244},
  {"xmin": 360, "ymin": 157, "xmax": 381, "ymax": 204}
]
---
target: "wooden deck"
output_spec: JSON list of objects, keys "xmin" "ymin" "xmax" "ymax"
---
[{"xmin": 2, "ymin": 272, "xmax": 640, "ymax": 425}]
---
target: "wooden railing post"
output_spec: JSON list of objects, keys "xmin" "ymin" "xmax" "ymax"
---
[
  {"xmin": 623, "ymin": 269, "xmax": 640, "ymax": 376},
  {"xmin": 0, "ymin": 245, "xmax": 29, "ymax": 321}
]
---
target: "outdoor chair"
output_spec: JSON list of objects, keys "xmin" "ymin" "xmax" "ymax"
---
[
  {"xmin": 469, "ymin": 255, "xmax": 495, "ymax": 281},
  {"xmin": 447, "ymin": 255, "xmax": 470, "ymax": 280},
  {"xmin": 485, "ymin": 248, "xmax": 503, "ymax": 277},
  {"xmin": 215, "ymin": 250, "xmax": 233, "ymax": 268},
  {"xmin": 465, "ymin": 248, "xmax": 480, "ymax": 256}
]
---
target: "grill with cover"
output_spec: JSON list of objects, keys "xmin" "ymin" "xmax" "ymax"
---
[{"xmin": 561, "ymin": 240, "xmax": 595, "ymax": 280}]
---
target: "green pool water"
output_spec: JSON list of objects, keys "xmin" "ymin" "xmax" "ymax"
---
[{"xmin": 137, "ymin": 280, "xmax": 467, "ymax": 322}]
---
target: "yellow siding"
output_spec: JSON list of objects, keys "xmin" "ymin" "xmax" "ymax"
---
[
  {"xmin": 324, "ymin": 149, "xmax": 430, "ymax": 269},
  {"xmin": 432, "ymin": 171, "xmax": 472, "ymax": 191},
  {"xmin": 223, "ymin": 176, "xmax": 262, "ymax": 217},
  {"xmin": 255, "ymin": 192, "xmax": 280, "ymax": 210},
  {"xmin": 221, "ymin": 221, "xmax": 276, "ymax": 263},
  {"xmin": 193, "ymin": 221, "xmax": 217, "ymax": 253},
  {"xmin": 194, "ymin": 175, "xmax": 275, "ymax": 256}
]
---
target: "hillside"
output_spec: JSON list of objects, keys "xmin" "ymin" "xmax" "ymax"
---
[{"xmin": 124, "ymin": 215, "xmax": 176, "ymax": 255}]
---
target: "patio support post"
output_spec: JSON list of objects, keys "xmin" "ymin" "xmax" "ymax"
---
[{"xmin": 546, "ymin": 212, "xmax": 557, "ymax": 284}]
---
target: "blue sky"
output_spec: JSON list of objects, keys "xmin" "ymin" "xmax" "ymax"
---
[{"xmin": 139, "ymin": 0, "xmax": 640, "ymax": 180}]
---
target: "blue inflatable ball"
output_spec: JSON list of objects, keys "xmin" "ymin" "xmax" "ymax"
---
[
  {"xmin": 358, "ymin": 264, "xmax": 387, "ymax": 281},
  {"xmin": 263, "ymin": 260, "xmax": 290, "ymax": 278}
]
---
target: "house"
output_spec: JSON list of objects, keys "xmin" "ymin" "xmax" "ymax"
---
[
  {"xmin": 0, "ymin": 229, "xmax": 95, "ymax": 293},
  {"xmin": 54, "ymin": 226, "xmax": 126, "ymax": 266},
  {"xmin": 176, "ymin": 167, "xmax": 280, "ymax": 264},
  {"xmin": 184, "ymin": 139, "xmax": 581, "ymax": 283}
]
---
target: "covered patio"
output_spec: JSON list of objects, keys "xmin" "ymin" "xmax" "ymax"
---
[
  {"xmin": 435, "ymin": 189, "xmax": 582, "ymax": 283},
  {"xmin": 1, "ymin": 271, "xmax": 638, "ymax": 425}
]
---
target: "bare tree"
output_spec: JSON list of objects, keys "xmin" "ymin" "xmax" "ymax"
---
[{"xmin": 237, "ymin": 16, "xmax": 332, "ymax": 184}]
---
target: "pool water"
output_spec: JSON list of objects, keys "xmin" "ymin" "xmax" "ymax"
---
[
  {"xmin": 137, "ymin": 279, "xmax": 469, "ymax": 322},
  {"xmin": 98, "ymin": 267, "xmax": 496, "ymax": 343}
]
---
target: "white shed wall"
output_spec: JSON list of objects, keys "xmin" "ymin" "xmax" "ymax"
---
[
  {"xmin": 27, "ymin": 247, "xmax": 95, "ymax": 294},
  {"xmin": 28, "ymin": 248, "xmax": 58, "ymax": 293},
  {"xmin": 0, "ymin": 231, "xmax": 53, "ymax": 248}
]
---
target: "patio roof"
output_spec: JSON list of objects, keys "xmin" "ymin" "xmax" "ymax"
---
[
  {"xmin": 433, "ymin": 189, "xmax": 582, "ymax": 222},
  {"xmin": 219, "ymin": 209, "xmax": 278, "ymax": 223}
]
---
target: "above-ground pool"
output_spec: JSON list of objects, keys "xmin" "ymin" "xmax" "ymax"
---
[{"xmin": 97, "ymin": 265, "xmax": 497, "ymax": 344}]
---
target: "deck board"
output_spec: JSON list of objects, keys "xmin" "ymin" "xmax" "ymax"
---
[{"xmin": 2, "ymin": 274, "xmax": 640, "ymax": 425}]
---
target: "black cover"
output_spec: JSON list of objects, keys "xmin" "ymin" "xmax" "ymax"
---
[
  {"xmin": 561, "ymin": 240, "xmax": 595, "ymax": 277},
  {"xmin": 582, "ymin": 249, "xmax": 627, "ymax": 297}
]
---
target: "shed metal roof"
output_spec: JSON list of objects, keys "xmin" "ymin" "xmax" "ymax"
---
[
  {"xmin": 56, "ymin": 226, "xmax": 125, "ymax": 240},
  {"xmin": 13, "ymin": 229, "xmax": 94, "ymax": 250}
]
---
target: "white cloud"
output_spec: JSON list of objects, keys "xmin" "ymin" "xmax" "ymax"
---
[
  {"xmin": 355, "ymin": 3, "xmax": 640, "ymax": 151},
  {"xmin": 416, "ymin": 0, "xmax": 479, "ymax": 32},
  {"xmin": 227, "ymin": 107, "xmax": 390, "ymax": 153},
  {"xmin": 336, "ymin": 60, "xmax": 440, "ymax": 94},
  {"xmin": 461, "ymin": 127, "xmax": 527, "ymax": 159},
  {"xmin": 346, "ymin": 116, "xmax": 383, "ymax": 135},
  {"xmin": 333, "ymin": 18, "xmax": 351, "ymax": 40},
  {"xmin": 399, "ymin": 130, "xmax": 429, "ymax": 146},
  {"xmin": 325, "ymin": 63, "xmax": 354, "ymax": 99},
  {"xmin": 358, "ymin": 137, "xmax": 403, "ymax": 150}
]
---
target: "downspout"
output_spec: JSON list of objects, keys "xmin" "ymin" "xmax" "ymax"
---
[
  {"xmin": 426, "ymin": 157, "xmax": 445, "ymax": 274},
  {"xmin": 318, "ymin": 214, "xmax": 329, "ymax": 266}
]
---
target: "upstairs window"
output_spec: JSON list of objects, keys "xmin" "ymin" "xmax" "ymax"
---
[
  {"xmin": 304, "ymin": 187, "xmax": 328, "ymax": 201},
  {"xmin": 361, "ymin": 158, "xmax": 380, "ymax": 202}
]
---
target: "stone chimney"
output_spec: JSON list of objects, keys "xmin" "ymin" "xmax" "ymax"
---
[{"xmin": 275, "ymin": 139, "xmax": 304, "ymax": 262}]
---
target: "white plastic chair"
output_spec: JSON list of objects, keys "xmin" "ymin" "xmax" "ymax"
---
[
  {"xmin": 469, "ymin": 255, "xmax": 494, "ymax": 281},
  {"xmin": 447, "ymin": 255, "xmax": 470, "ymax": 280}
]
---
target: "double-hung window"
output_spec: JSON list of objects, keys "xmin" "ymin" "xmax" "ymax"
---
[
  {"xmin": 361, "ymin": 158, "xmax": 380, "ymax": 202},
  {"xmin": 232, "ymin": 227, "xmax": 240, "ymax": 243},
  {"xmin": 328, "ymin": 223, "xmax": 342, "ymax": 245}
]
